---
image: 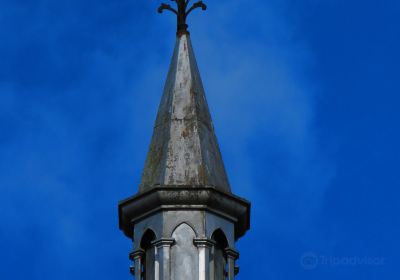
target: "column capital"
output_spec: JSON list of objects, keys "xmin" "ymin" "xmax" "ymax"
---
[
  {"xmin": 152, "ymin": 238, "xmax": 175, "ymax": 248},
  {"xmin": 224, "ymin": 247, "xmax": 239, "ymax": 260},
  {"xmin": 193, "ymin": 238, "xmax": 216, "ymax": 248},
  {"xmin": 153, "ymin": 239, "xmax": 174, "ymax": 280},
  {"xmin": 129, "ymin": 248, "xmax": 145, "ymax": 260}
]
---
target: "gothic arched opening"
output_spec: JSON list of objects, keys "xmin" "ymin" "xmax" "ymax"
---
[
  {"xmin": 171, "ymin": 223, "xmax": 198, "ymax": 280},
  {"xmin": 140, "ymin": 229, "xmax": 156, "ymax": 280},
  {"xmin": 211, "ymin": 229, "xmax": 229, "ymax": 280}
]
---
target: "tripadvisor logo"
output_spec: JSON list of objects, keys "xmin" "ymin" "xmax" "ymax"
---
[{"xmin": 300, "ymin": 252, "xmax": 385, "ymax": 270}]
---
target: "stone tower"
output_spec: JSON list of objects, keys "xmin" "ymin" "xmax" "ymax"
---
[{"xmin": 118, "ymin": 1, "xmax": 250, "ymax": 279}]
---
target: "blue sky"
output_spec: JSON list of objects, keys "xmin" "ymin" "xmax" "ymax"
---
[{"xmin": 0, "ymin": 0, "xmax": 399, "ymax": 279}]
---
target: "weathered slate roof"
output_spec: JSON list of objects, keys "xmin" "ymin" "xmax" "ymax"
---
[{"xmin": 139, "ymin": 34, "xmax": 231, "ymax": 193}]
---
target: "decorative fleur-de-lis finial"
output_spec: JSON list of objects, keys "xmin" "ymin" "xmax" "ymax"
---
[{"xmin": 158, "ymin": 0, "xmax": 207, "ymax": 36}]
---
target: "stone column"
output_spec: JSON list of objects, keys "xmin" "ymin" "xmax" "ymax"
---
[
  {"xmin": 130, "ymin": 249, "xmax": 145, "ymax": 279},
  {"xmin": 194, "ymin": 238, "xmax": 216, "ymax": 280},
  {"xmin": 224, "ymin": 248, "xmax": 239, "ymax": 280},
  {"xmin": 153, "ymin": 239, "xmax": 175, "ymax": 280}
]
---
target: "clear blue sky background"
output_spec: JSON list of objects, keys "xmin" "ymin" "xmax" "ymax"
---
[{"xmin": 1, "ymin": 0, "xmax": 399, "ymax": 279}]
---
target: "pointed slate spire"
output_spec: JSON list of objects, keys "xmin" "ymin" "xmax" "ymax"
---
[
  {"xmin": 119, "ymin": 3, "xmax": 250, "ymax": 265},
  {"xmin": 139, "ymin": 34, "xmax": 231, "ymax": 193}
]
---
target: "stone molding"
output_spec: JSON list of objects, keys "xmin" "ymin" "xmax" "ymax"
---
[
  {"xmin": 193, "ymin": 238, "xmax": 216, "ymax": 248},
  {"xmin": 119, "ymin": 186, "xmax": 250, "ymax": 240},
  {"xmin": 224, "ymin": 247, "xmax": 240, "ymax": 260},
  {"xmin": 152, "ymin": 238, "xmax": 175, "ymax": 248},
  {"xmin": 129, "ymin": 248, "xmax": 145, "ymax": 260}
]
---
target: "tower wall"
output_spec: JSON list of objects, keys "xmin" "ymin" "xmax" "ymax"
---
[{"xmin": 130, "ymin": 210, "xmax": 238, "ymax": 280}]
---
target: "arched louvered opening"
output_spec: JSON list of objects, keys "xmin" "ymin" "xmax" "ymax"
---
[
  {"xmin": 211, "ymin": 229, "xmax": 229, "ymax": 280},
  {"xmin": 140, "ymin": 229, "xmax": 156, "ymax": 280}
]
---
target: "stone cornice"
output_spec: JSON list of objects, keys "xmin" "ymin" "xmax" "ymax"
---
[{"xmin": 118, "ymin": 186, "xmax": 250, "ymax": 240}]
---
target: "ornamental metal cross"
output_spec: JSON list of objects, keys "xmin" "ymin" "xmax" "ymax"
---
[{"xmin": 158, "ymin": 0, "xmax": 207, "ymax": 35}]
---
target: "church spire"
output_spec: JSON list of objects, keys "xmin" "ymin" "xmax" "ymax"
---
[
  {"xmin": 118, "ymin": 3, "xmax": 250, "ymax": 280},
  {"xmin": 139, "ymin": 27, "xmax": 231, "ymax": 194}
]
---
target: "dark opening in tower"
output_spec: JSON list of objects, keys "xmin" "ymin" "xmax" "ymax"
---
[
  {"xmin": 140, "ymin": 229, "xmax": 156, "ymax": 280},
  {"xmin": 211, "ymin": 229, "xmax": 229, "ymax": 280}
]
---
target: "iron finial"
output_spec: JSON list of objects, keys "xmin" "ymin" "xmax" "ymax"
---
[{"xmin": 158, "ymin": 0, "xmax": 207, "ymax": 36}]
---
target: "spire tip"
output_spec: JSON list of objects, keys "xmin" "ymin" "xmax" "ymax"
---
[{"xmin": 158, "ymin": 0, "xmax": 207, "ymax": 35}]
